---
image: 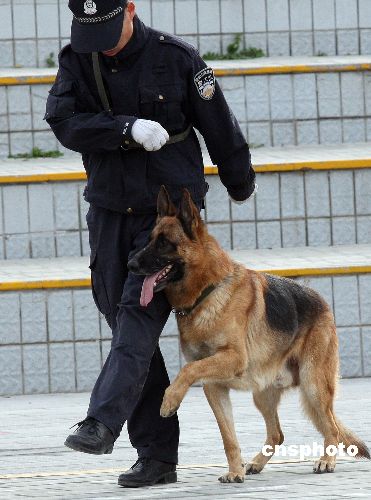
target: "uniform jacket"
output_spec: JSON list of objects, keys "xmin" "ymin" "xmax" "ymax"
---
[{"xmin": 45, "ymin": 15, "xmax": 256, "ymax": 214}]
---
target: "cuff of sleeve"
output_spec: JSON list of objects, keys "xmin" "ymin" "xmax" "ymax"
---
[
  {"xmin": 227, "ymin": 169, "xmax": 256, "ymax": 201},
  {"xmin": 114, "ymin": 115, "xmax": 137, "ymax": 142}
]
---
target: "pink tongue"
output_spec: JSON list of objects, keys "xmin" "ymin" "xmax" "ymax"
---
[{"xmin": 140, "ymin": 269, "xmax": 165, "ymax": 307}]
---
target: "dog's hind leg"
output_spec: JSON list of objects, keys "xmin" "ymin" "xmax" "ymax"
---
[
  {"xmin": 246, "ymin": 385, "xmax": 284, "ymax": 474},
  {"xmin": 301, "ymin": 320, "xmax": 370, "ymax": 472},
  {"xmin": 299, "ymin": 334, "xmax": 340, "ymax": 473},
  {"xmin": 203, "ymin": 383, "xmax": 246, "ymax": 483}
]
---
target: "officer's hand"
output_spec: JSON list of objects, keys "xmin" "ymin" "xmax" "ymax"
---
[{"xmin": 131, "ymin": 119, "xmax": 169, "ymax": 151}]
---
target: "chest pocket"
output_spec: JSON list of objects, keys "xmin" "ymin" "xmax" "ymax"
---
[
  {"xmin": 44, "ymin": 80, "xmax": 76, "ymax": 120},
  {"xmin": 139, "ymin": 85, "xmax": 186, "ymax": 133}
]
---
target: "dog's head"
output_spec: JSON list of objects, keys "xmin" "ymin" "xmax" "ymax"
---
[{"xmin": 128, "ymin": 186, "xmax": 204, "ymax": 306}]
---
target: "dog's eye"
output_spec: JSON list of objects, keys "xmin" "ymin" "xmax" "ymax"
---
[{"xmin": 157, "ymin": 234, "xmax": 176, "ymax": 252}]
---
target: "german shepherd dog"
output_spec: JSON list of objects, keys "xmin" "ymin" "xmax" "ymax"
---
[{"xmin": 128, "ymin": 186, "xmax": 370, "ymax": 483}]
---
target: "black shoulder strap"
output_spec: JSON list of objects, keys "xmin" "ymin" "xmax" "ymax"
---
[{"xmin": 92, "ymin": 52, "xmax": 111, "ymax": 113}]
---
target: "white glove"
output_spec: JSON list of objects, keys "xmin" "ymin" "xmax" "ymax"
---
[
  {"xmin": 229, "ymin": 183, "xmax": 258, "ymax": 205},
  {"xmin": 131, "ymin": 119, "xmax": 169, "ymax": 151}
]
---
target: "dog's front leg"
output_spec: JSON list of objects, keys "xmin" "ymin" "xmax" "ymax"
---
[
  {"xmin": 203, "ymin": 383, "xmax": 246, "ymax": 483},
  {"xmin": 160, "ymin": 348, "xmax": 245, "ymax": 418}
]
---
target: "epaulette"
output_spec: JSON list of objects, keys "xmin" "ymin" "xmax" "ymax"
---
[{"xmin": 156, "ymin": 33, "xmax": 198, "ymax": 57}]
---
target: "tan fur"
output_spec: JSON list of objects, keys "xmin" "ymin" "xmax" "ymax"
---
[{"xmin": 154, "ymin": 188, "xmax": 370, "ymax": 482}]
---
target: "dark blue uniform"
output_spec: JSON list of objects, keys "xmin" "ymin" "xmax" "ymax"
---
[{"xmin": 45, "ymin": 15, "xmax": 255, "ymax": 464}]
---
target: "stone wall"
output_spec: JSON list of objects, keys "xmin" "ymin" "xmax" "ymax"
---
[{"xmin": 0, "ymin": 0, "xmax": 371, "ymax": 68}]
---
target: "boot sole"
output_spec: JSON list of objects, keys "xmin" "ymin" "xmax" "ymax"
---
[
  {"xmin": 118, "ymin": 471, "xmax": 177, "ymax": 488},
  {"xmin": 64, "ymin": 439, "xmax": 113, "ymax": 455}
]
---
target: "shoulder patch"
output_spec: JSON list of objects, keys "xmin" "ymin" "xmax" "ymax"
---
[{"xmin": 194, "ymin": 67, "xmax": 215, "ymax": 100}]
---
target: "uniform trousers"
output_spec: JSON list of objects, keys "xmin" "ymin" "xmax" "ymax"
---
[{"xmin": 85, "ymin": 203, "xmax": 180, "ymax": 464}]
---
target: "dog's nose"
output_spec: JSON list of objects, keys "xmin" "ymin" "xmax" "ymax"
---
[{"xmin": 127, "ymin": 258, "xmax": 139, "ymax": 274}]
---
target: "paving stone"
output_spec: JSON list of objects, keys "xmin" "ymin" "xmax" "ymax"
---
[
  {"xmin": 20, "ymin": 291, "xmax": 47, "ymax": 344},
  {"xmin": 28, "ymin": 184, "xmax": 54, "ymax": 232},
  {"xmin": 53, "ymin": 183, "xmax": 80, "ymax": 231},
  {"xmin": 337, "ymin": 327, "xmax": 363, "ymax": 377},
  {"xmin": 281, "ymin": 220, "xmax": 306, "ymax": 248},
  {"xmin": 204, "ymin": 178, "xmax": 229, "ymax": 222},
  {"xmin": 206, "ymin": 223, "xmax": 231, "ymax": 250},
  {"xmin": 0, "ymin": 379, "xmax": 370, "ymax": 496},
  {"xmin": 3, "ymin": 185, "xmax": 29, "ymax": 234},
  {"xmin": 256, "ymin": 173, "xmax": 280, "ymax": 220},
  {"xmin": 359, "ymin": 275, "xmax": 371, "ymax": 324},
  {"xmin": 0, "ymin": 346, "xmax": 22, "ymax": 395},
  {"xmin": 333, "ymin": 276, "xmax": 360, "ymax": 327},
  {"xmin": 23, "ymin": 344, "xmax": 49, "ymax": 394},
  {"xmin": 267, "ymin": 32, "xmax": 290, "ymax": 57},
  {"xmin": 73, "ymin": 290, "xmax": 100, "ymax": 341},
  {"xmin": 272, "ymin": 122, "xmax": 295, "ymax": 146},
  {"xmin": 305, "ymin": 172, "xmax": 330, "ymax": 217},
  {"xmin": 361, "ymin": 327, "xmax": 371, "ymax": 376},
  {"xmin": 49, "ymin": 343, "xmax": 76, "ymax": 392},
  {"xmin": 337, "ymin": 30, "xmax": 359, "ymax": 55},
  {"xmin": 307, "ymin": 218, "xmax": 331, "ymax": 246},
  {"xmin": 335, "ymin": 0, "xmax": 358, "ymax": 29},
  {"xmin": 0, "ymin": 292, "xmax": 21, "ymax": 344},
  {"xmin": 232, "ymin": 222, "xmax": 256, "ymax": 249},
  {"xmin": 332, "ymin": 217, "xmax": 356, "ymax": 245},
  {"xmin": 290, "ymin": 0, "xmax": 312, "ymax": 30},
  {"xmin": 48, "ymin": 291, "xmax": 73, "ymax": 342},
  {"xmin": 317, "ymin": 73, "xmax": 341, "ymax": 117},
  {"xmin": 75, "ymin": 341, "xmax": 101, "ymax": 392},
  {"xmin": 329, "ymin": 170, "xmax": 355, "ymax": 216},
  {"xmin": 293, "ymin": 74, "xmax": 317, "ymax": 119},
  {"xmin": 270, "ymin": 75, "xmax": 293, "ymax": 120},
  {"xmin": 245, "ymin": 75, "xmax": 270, "ymax": 121},
  {"xmin": 31, "ymin": 232, "xmax": 56, "ymax": 258},
  {"xmin": 280, "ymin": 173, "xmax": 305, "ymax": 218},
  {"xmin": 5, "ymin": 233, "xmax": 30, "ymax": 259},
  {"xmin": 256, "ymin": 221, "xmax": 281, "ymax": 248},
  {"xmin": 291, "ymin": 31, "xmax": 313, "ymax": 56}
]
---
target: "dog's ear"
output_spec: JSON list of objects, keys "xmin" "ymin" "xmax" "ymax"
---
[
  {"xmin": 157, "ymin": 185, "xmax": 177, "ymax": 217},
  {"xmin": 178, "ymin": 189, "xmax": 201, "ymax": 240}
]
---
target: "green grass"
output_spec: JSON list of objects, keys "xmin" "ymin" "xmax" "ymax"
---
[
  {"xmin": 9, "ymin": 147, "xmax": 63, "ymax": 159},
  {"xmin": 203, "ymin": 34, "xmax": 265, "ymax": 60},
  {"xmin": 46, "ymin": 52, "xmax": 56, "ymax": 68}
]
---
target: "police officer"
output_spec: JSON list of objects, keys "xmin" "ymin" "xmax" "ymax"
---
[{"xmin": 45, "ymin": 0, "xmax": 256, "ymax": 488}]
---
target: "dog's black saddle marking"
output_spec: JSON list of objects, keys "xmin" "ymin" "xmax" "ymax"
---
[{"xmin": 264, "ymin": 274, "xmax": 325, "ymax": 335}]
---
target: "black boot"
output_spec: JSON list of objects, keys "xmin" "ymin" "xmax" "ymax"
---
[
  {"xmin": 118, "ymin": 457, "xmax": 177, "ymax": 487},
  {"xmin": 64, "ymin": 417, "xmax": 115, "ymax": 454}
]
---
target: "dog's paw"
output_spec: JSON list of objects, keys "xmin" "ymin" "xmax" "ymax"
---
[
  {"xmin": 160, "ymin": 390, "xmax": 180, "ymax": 418},
  {"xmin": 218, "ymin": 472, "xmax": 245, "ymax": 483},
  {"xmin": 245, "ymin": 462, "xmax": 264, "ymax": 475},
  {"xmin": 313, "ymin": 458, "xmax": 336, "ymax": 474}
]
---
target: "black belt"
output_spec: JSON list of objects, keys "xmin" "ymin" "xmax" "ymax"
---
[{"xmin": 122, "ymin": 124, "xmax": 192, "ymax": 150}]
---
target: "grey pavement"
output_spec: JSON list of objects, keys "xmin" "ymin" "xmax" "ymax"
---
[{"xmin": 0, "ymin": 378, "xmax": 370, "ymax": 499}]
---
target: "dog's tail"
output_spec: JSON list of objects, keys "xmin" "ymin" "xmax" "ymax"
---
[{"xmin": 335, "ymin": 418, "xmax": 370, "ymax": 459}]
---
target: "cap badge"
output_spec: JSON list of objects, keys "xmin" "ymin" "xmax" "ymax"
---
[{"xmin": 84, "ymin": 0, "xmax": 97, "ymax": 15}]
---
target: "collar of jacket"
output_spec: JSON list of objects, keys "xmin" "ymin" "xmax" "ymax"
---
[{"xmin": 102, "ymin": 15, "xmax": 150, "ymax": 66}]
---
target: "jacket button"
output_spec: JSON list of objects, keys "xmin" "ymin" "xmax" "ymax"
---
[
  {"xmin": 159, "ymin": 94, "xmax": 164, "ymax": 100},
  {"xmin": 112, "ymin": 68, "xmax": 118, "ymax": 73},
  {"xmin": 159, "ymin": 35, "xmax": 164, "ymax": 41},
  {"xmin": 126, "ymin": 207, "xmax": 133, "ymax": 214}
]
